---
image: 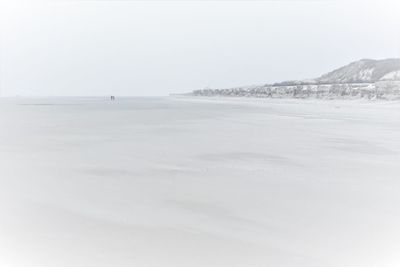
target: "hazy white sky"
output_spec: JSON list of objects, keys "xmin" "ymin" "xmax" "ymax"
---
[{"xmin": 0, "ymin": 0, "xmax": 399, "ymax": 96}]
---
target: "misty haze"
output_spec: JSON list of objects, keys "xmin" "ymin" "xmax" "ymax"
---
[{"xmin": 1, "ymin": 1, "xmax": 400, "ymax": 267}]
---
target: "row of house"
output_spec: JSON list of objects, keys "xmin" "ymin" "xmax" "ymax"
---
[{"xmin": 193, "ymin": 81, "xmax": 400, "ymax": 100}]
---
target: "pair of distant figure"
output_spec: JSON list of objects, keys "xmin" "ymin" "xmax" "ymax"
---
[{"xmin": 110, "ymin": 96, "xmax": 116, "ymax": 101}]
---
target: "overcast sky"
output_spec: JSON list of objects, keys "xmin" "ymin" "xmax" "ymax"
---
[{"xmin": 0, "ymin": 0, "xmax": 399, "ymax": 96}]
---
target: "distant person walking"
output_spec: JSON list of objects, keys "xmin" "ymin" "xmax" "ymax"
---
[{"xmin": 111, "ymin": 96, "xmax": 115, "ymax": 101}]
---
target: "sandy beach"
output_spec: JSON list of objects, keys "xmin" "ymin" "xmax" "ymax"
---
[{"xmin": 1, "ymin": 96, "xmax": 400, "ymax": 267}]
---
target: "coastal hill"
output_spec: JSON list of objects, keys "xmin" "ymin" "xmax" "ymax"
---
[
  {"xmin": 275, "ymin": 58, "xmax": 400, "ymax": 86},
  {"xmin": 192, "ymin": 58, "xmax": 400, "ymax": 99}
]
